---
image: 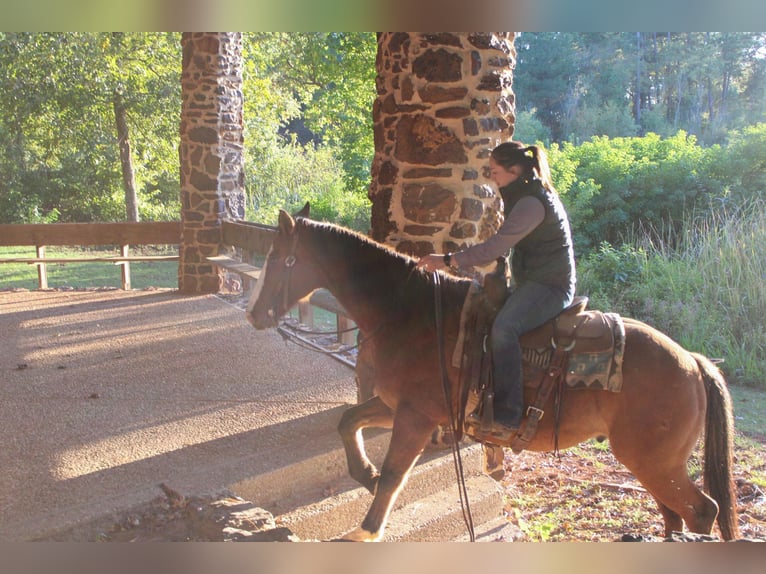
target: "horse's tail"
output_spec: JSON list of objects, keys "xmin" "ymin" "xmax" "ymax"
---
[{"xmin": 692, "ymin": 352, "xmax": 740, "ymax": 540}]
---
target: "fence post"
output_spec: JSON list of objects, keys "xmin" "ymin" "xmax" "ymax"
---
[
  {"xmin": 36, "ymin": 245, "xmax": 48, "ymax": 289},
  {"xmin": 119, "ymin": 244, "xmax": 131, "ymax": 290}
]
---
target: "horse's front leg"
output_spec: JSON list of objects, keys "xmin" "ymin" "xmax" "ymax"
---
[
  {"xmin": 339, "ymin": 403, "xmax": 436, "ymax": 542},
  {"xmin": 337, "ymin": 396, "xmax": 394, "ymax": 494}
]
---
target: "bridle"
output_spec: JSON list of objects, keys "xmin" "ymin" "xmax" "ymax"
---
[
  {"xmin": 262, "ymin": 225, "xmax": 301, "ymax": 324},
  {"xmin": 263, "ymin": 224, "xmax": 371, "ymax": 352}
]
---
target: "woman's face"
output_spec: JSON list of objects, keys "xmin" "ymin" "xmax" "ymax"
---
[{"xmin": 489, "ymin": 157, "xmax": 524, "ymax": 188}]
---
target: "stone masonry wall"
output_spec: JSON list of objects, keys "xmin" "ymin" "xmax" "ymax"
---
[
  {"xmin": 178, "ymin": 32, "xmax": 245, "ymax": 294},
  {"xmin": 369, "ymin": 32, "xmax": 516, "ymax": 257}
]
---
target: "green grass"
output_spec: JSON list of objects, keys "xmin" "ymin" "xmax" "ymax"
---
[
  {"xmin": 731, "ymin": 384, "xmax": 766, "ymax": 439},
  {"xmin": 0, "ymin": 246, "xmax": 178, "ymax": 290}
]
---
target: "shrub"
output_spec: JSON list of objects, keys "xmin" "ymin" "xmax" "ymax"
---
[
  {"xmin": 244, "ymin": 141, "xmax": 370, "ymax": 232},
  {"xmin": 577, "ymin": 200, "xmax": 766, "ymax": 388}
]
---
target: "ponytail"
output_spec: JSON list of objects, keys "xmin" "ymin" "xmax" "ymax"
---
[
  {"xmin": 526, "ymin": 145, "xmax": 555, "ymax": 192},
  {"xmin": 491, "ymin": 141, "xmax": 557, "ymax": 193}
]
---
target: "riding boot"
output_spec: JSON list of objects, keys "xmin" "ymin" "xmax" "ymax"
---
[{"xmin": 492, "ymin": 373, "xmax": 523, "ymax": 430}]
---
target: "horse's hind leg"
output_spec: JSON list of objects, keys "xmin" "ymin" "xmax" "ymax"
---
[
  {"xmin": 629, "ymin": 463, "xmax": 719, "ymax": 538},
  {"xmin": 340, "ymin": 403, "xmax": 436, "ymax": 542},
  {"xmin": 338, "ymin": 396, "xmax": 394, "ymax": 494},
  {"xmin": 655, "ymin": 500, "xmax": 683, "ymax": 535}
]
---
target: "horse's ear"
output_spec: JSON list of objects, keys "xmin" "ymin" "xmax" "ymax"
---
[
  {"xmin": 294, "ymin": 202, "xmax": 310, "ymax": 219},
  {"xmin": 277, "ymin": 209, "xmax": 296, "ymax": 236}
]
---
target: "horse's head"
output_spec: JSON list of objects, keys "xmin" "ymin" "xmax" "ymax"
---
[{"xmin": 246, "ymin": 202, "xmax": 322, "ymax": 329}]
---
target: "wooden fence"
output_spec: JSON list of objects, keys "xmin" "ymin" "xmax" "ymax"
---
[
  {"xmin": 0, "ymin": 222, "xmax": 181, "ymax": 290},
  {"xmin": 0, "ymin": 219, "xmax": 353, "ymax": 345}
]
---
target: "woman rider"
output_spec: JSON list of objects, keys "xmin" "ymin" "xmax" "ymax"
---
[{"xmin": 417, "ymin": 141, "xmax": 576, "ymax": 441}]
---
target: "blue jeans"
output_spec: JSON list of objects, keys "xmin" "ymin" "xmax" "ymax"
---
[{"xmin": 490, "ymin": 281, "xmax": 574, "ymax": 426}]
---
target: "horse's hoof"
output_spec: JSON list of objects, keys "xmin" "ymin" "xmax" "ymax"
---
[{"xmin": 336, "ymin": 527, "xmax": 379, "ymax": 542}]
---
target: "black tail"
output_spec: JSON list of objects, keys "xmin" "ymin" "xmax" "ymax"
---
[{"xmin": 692, "ymin": 353, "xmax": 739, "ymax": 540}]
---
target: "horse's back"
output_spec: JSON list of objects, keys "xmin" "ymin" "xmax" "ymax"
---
[{"xmin": 542, "ymin": 316, "xmax": 707, "ymax": 450}]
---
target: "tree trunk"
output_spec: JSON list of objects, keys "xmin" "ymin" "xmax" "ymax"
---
[
  {"xmin": 635, "ymin": 32, "xmax": 642, "ymax": 125},
  {"xmin": 114, "ymin": 90, "xmax": 139, "ymax": 222}
]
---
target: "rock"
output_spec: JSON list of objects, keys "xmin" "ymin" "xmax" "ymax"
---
[{"xmin": 184, "ymin": 495, "xmax": 299, "ymax": 541}]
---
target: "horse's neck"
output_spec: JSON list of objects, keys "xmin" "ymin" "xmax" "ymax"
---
[{"xmin": 303, "ymin": 224, "xmax": 430, "ymax": 332}]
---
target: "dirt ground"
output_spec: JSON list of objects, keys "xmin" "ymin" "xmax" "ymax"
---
[{"xmin": 498, "ymin": 441, "xmax": 765, "ymax": 542}]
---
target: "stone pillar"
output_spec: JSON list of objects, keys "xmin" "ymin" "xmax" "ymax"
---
[
  {"xmin": 369, "ymin": 32, "xmax": 516, "ymax": 256},
  {"xmin": 178, "ymin": 32, "xmax": 245, "ymax": 294}
]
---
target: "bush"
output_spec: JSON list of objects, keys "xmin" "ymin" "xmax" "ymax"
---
[
  {"xmin": 577, "ymin": 200, "xmax": 766, "ymax": 388},
  {"xmin": 245, "ymin": 141, "xmax": 370, "ymax": 232},
  {"xmin": 513, "ymin": 109, "xmax": 552, "ymax": 146}
]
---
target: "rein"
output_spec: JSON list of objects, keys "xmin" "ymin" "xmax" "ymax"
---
[
  {"xmin": 277, "ymin": 318, "xmax": 382, "ymax": 357},
  {"xmin": 285, "ymin": 322, "xmax": 359, "ymax": 336},
  {"xmin": 433, "ymin": 271, "xmax": 475, "ymax": 542}
]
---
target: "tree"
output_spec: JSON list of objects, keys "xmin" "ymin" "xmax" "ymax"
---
[
  {"xmin": 245, "ymin": 33, "xmax": 376, "ymax": 193},
  {"xmin": 514, "ymin": 32, "xmax": 581, "ymax": 142},
  {"xmin": 0, "ymin": 32, "xmax": 180, "ymax": 223},
  {"xmin": 514, "ymin": 32, "xmax": 766, "ymax": 145}
]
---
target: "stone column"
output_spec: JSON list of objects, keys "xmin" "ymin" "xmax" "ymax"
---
[
  {"xmin": 178, "ymin": 32, "xmax": 245, "ymax": 294},
  {"xmin": 369, "ymin": 33, "xmax": 516, "ymax": 257}
]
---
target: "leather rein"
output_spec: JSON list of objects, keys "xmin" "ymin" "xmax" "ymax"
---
[{"xmin": 432, "ymin": 271, "xmax": 476, "ymax": 542}]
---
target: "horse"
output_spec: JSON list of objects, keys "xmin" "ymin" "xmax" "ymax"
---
[{"xmin": 245, "ymin": 204, "xmax": 739, "ymax": 542}]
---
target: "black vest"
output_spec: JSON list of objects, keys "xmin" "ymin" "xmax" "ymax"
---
[{"xmin": 500, "ymin": 178, "xmax": 575, "ymax": 291}]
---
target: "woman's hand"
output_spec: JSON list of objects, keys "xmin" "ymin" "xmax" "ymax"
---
[{"xmin": 416, "ymin": 254, "xmax": 447, "ymax": 272}]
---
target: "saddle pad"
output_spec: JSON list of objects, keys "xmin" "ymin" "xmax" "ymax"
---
[{"xmin": 522, "ymin": 312, "xmax": 626, "ymax": 392}]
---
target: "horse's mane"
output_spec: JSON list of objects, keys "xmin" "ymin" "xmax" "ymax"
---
[{"xmin": 296, "ymin": 217, "xmax": 471, "ymax": 301}]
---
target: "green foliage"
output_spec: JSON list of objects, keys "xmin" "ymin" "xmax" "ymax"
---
[
  {"xmin": 580, "ymin": 242, "xmax": 648, "ymax": 289},
  {"xmin": 552, "ymin": 132, "xmax": 720, "ymax": 251},
  {"xmin": 711, "ymin": 123, "xmax": 766, "ymax": 206},
  {"xmin": 0, "ymin": 33, "xmax": 375, "ymax": 226},
  {"xmin": 240, "ymin": 33, "xmax": 375, "ymax": 230},
  {"xmin": 245, "ymin": 142, "xmax": 370, "ymax": 231},
  {"xmin": 515, "ymin": 32, "xmax": 766, "ymax": 145},
  {"xmin": 512, "ymin": 109, "xmax": 552, "ymax": 145},
  {"xmin": 577, "ymin": 200, "xmax": 766, "ymax": 388},
  {"xmin": 243, "ymin": 32, "xmax": 376, "ymax": 195},
  {"xmin": 0, "ymin": 32, "xmax": 181, "ymax": 223},
  {"xmin": 569, "ymin": 101, "xmax": 639, "ymax": 141}
]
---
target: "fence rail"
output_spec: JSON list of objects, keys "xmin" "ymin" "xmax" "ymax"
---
[
  {"xmin": 0, "ymin": 221, "xmax": 182, "ymax": 247},
  {"xmin": 0, "ymin": 221, "xmax": 181, "ymax": 290}
]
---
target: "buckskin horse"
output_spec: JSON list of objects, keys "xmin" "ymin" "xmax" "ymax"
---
[{"xmin": 245, "ymin": 204, "xmax": 738, "ymax": 542}]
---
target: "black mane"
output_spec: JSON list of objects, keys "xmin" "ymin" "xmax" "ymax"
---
[{"xmin": 296, "ymin": 217, "xmax": 471, "ymax": 309}]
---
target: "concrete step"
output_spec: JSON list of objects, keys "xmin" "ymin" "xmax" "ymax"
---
[
  {"xmin": 384, "ymin": 474, "xmax": 506, "ymax": 542},
  {"xmin": 218, "ymin": 403, "xmax": 506, "ymax": 542},
  {"xmin": 270, "ymin": 442, "xmax": 505, "ymax": 541},
  {"xmin": 227, "ymin": 418, "xmax": 393, "ymax": 516}
]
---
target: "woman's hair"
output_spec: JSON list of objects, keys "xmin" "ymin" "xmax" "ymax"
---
[{"xmin": 491, "ymin": 141, "xmax": 556, "ymax": 192}]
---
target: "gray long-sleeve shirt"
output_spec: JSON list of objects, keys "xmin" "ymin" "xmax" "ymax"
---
[{"xmin": 452, "ymin": 195, "xmax": 545, "ymax": 268}]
